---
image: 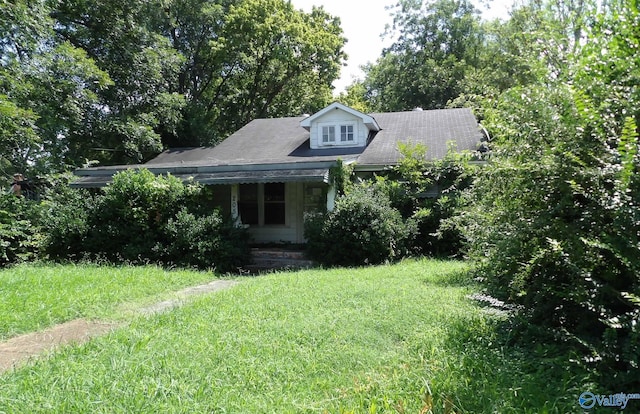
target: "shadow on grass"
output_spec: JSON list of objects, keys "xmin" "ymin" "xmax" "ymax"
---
[
  {"xmin": 422, "ymin": 268, "xmax": 476, "ymax": 288},
  {"xmin": 423, "ymin": 312, "xmax": 595, "ymax": 413}
]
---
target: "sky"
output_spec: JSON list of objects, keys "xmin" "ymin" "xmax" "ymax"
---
[{"xmin": 289, "ymin": 0, "xmax": 514, "ymax": 93}]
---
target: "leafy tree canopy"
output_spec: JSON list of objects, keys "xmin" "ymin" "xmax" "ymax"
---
[{"xmin": 0, "ymin": 0, "xmax": 346, "ymax": 175}]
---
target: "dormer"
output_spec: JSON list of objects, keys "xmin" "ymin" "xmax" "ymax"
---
[{"xmin": 300, "ymin": 102, "xmax": 381, "ymax": 150}]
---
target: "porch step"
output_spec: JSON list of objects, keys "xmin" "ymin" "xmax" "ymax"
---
[{"xmin": 245, "ymin": 248, "xmax": 316, "ymax": 273}]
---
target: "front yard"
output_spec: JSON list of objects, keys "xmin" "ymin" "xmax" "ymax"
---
[{"xmin": 0, "ymin": 260, "xmax": 590, "ymax": 412}]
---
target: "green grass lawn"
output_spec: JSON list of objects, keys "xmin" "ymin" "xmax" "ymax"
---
[
  {"xmin": 0, "ymin": 260, "xmax": 591, "ymax": 413},
  {"xmin": 0, "ymin": 263, "xmax": 220, "ymax": 340}
]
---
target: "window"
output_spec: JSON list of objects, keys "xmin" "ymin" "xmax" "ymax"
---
[
  {"xmin": 238, "ymin": 183, "xmax": 259, "ymax": 225},
  {"xmin": 264, "ymin": 183, "xmax": 285, "ymax": 225},
  {"xmin": 322, "ymin": 125, "xmax": 335, "ymax": 143},
  {"xmin": 238, "ymin": 183, "xmax": 286, "ymax": 226},
  {"xmin": 340, "ymin": 125, "xmax": 354, "ymax": 142},
  {"xmin": 318, "ymin": 122, "xmax": 357, "ymax": 146}
]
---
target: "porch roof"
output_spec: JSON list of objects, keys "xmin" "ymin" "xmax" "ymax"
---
[{"xmin": 71, "ymin": 167, "xmax": 330, "ymax": 188}]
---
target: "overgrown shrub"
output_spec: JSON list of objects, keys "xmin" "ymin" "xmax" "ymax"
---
[
  {"xmin": 376, "ymin": 143, "xmax": 475, "ymax": 257},
  {"xmin": 81, "ymin": 169, "xmax": 193, "ymax": 262},
  {"xmin": 40, "ymin": 169, "xmax": 250, "ymax": 271},
  {"xmin": 159, "ymin": 208, "xmax": 250, "ymax": 272},
  {"xmin": 38, "ymin": 174, "xmax": 93, "ymax": 260},
  {"xmin": 458, "ymin": 83, "xmax": 640, "ymax": 387},
  {"xmin": 305, "ymin": 185, "xmax": 414, "ymax": 267},
  {"xmin": 0, "ymin": 193, "xmax": 40, "ymax": 266}
]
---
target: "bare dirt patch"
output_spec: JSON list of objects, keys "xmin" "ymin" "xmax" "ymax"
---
[
  {"xmin": 0, "ymin": 319, "xmax": 121, "ymax": 373},
  {"xmin": 0, "ymin": 279, "xmax": 239, "ymax": 374}
]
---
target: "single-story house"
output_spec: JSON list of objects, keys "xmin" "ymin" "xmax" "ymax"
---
[{"xmin": 73, "ymin": 102, "xmax": 485, "ymax": 244}]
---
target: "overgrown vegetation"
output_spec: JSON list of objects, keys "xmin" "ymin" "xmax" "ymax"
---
[
  {"xmin": 0, "ymin": 260, "xmax": 593, "ymax": 413},
  {"xmin": 305, "ymin": 185, "xmax": 415, "ymax": 266},
  {"xmin": 453, "ymin": 2, "xmax": 640, "ymax": 388},
  {"xmin": 2, "ymin": 170, "xmax": 250, "ymax": 272},
  {"xmin": 0, "ymin": 193, "xmax": 40, "ymax": 266},
  {"xmin": 306, "ymin": 145, "xmax": 474, "ymax": 266},
  {"xmin": 376, "ymin": 143, "xmax": 475, "ymax": 257}
]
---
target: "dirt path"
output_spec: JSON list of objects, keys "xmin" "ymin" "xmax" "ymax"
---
[{"xmin": 0, "ymin": 279, "xmax": 239, "ymax": 374}]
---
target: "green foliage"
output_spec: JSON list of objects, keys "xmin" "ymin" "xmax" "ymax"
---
[
  {"xmin": 39, "ymin": 169, "xmax": 249, "ymax": 272},
  {"xmin": 0, "ymin": 96, "xmax": 40, "ymax": 174},
  {"xmin": 460, "ymin": 76, "xmax": 640, "ymax": 387},
  {"xmin": 376, "ymin": 143, "xmax": 475, "ymax": 256},
  {"xmin": 363, "ymin": 0, "xmax": 485, "ymax": 111},
  {"xmin": 327, "ymin": 158, "xmax": 354, "ymax": 197},
  {"xmin": 38, "ymin": 174, "xmax": 93, "ymax": 261},
  {"xmin": 305, "ymin": 185, "xmax": 414, "ymax": 266},
  {"xmin": 83, "ymin": 170, "xmax": 192, "ymax": 262},
  {"xmin": 1, "ymin": 0, "xmax": 345, "ymax": 173},
  {"xmin": 160, "ymin": 208, "xmax": 250, "ymax": 271},
  {"xmin": 0, "ymin": 193, "xmax": 40, "ymax": 266}
]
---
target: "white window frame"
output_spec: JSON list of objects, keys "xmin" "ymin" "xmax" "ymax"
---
[
  {"xmin": 321, "ymin": 125, "xmax": 336, "ymax": 143},
  {"xmin": 340, "ymin": 124, "xmax": 354, "ymax": 142},
  {"xmin": 317, "ymin": 122, "xmax": 357, "ymax": 147}
]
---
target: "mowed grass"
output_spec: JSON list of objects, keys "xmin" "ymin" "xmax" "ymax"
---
[
  {"xmin": 0, "ymin": 263, "xmax": 220, "ymax": 340},
  {"xmin": 0, "ymin": 260, "xmax": 589, "ymax": 413}
]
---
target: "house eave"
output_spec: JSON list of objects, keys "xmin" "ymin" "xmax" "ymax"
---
[
  {"xmin": 353, "ymin": 163, "xmax": 396, "ymax": 173},
  {"xmin": 71, "ymin": 161, "xmax": 341, "ymax": 188}
]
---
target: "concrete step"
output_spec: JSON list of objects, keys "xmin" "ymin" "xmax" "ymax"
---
[
  {"xmin": 245, "ymin": 248, "xmax": 316, "ymax": 273},
  {"xmin": 250, "ymin": 248, "xmax": 308, "ymax": 260}
]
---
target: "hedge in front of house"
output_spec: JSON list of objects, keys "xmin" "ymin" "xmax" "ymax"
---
[
  {"xmin": 40, "ymin": 170, "xmax": 249, "ymax": 272},
  {"xmin": 305, "ymin": 185, "xmax": 415, "ymax": 267}
]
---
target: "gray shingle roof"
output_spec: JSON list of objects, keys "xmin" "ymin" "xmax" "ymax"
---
[
  {"xmin": 73, "ymin": 107, "xmax": 483, "ymax": 187},
  {"xmin": 145, "ymin": 107, "xmax": 482, "ymax": 169},
  {"xmin": 146, "ymin": 117, "xmax": 362, "ymax": 168},
  {"xmin": 359, "ymin": 108, "xmax": 483, "ymax": 166}
]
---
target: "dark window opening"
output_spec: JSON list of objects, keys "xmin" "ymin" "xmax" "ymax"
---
[
  {"xmin": 264, "ymin": 183, "xmax": 285, "ymax": 225},
  {"xmin": 239, "ymin": 184, "xmax": 258, "ymax": 225}
]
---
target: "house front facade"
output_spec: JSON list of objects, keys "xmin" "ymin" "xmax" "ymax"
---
[{"xmin": 73, "ymin": 103, "xmax": 484, "ymax": 244}]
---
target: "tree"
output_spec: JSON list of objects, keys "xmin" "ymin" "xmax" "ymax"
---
[
  {"xmin": 160, "ymin": 0, "xmax": 345, "ymax": 145},
  {"xmin": 2, "ymin": 0, "xmax": 346, "ymax": 174},
  {"xmin": 457, "ymin": 0, "xmax": 639, "ymax": 387},
  {"xmin": 1, "ymin": 0, "xmax": 113, "ymax": 174},
  {"xmin": 362, "ymin": 0, "xmax": 485, "ymax": 111},
  {"xmin": 52, "ymin": 0, "xmax": 186, "ymax": 165}
]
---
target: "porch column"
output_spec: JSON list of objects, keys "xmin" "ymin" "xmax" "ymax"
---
[
  {"xmin": 231, "ymin": 184, "xmax": 239, "ymax": 220},
  {"xmin": 326, "ymin": 185, "xmax": 336, "ymax": 212}
]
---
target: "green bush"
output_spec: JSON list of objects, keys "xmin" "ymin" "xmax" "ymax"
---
[
  {"xmin": 305, "ymin": 185, "xmax": 414, "ymax": 267},
  {"xmin": 0, "ymin": 193, "xmax": 40, "ymax": 266},
  {"xmin": 82, "ymin": 169, "xmax": 191, "ymax": 262},
  {"xmin": 159, "ymin": 208, "xmax": 250, "ymax": 272},
  {"xmin": 376, "ymin": 143, "xmax": 475, "ymax": 257},
  {"xmin": 38, "ymin": 174, "xmax": 93, "ymax": 260},
  {"xmin": 459, "ymin": 83, "xmax": 640, "ymax": 387},
  {"xmin": 40, "ymin": 169, "xmax": 250, "ymax": 270}
]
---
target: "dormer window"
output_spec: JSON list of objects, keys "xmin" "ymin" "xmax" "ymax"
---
[
  {"xmin": 322, "ymin": 125, "xmax": 335, "ymax": 143},
  {"xmin": 301, "ymin": 102, "xmax": 381, "ymax": 150},
  {"xmin": 318, "ymin": 122, "xmax": 356, "ymax": 146},
  {"xmin": 340, "ymin": 125, "xmax": 354, "ymax": 142}
]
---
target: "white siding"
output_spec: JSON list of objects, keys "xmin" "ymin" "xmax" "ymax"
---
[{"xmin": 309, "ymin": 111, "xmax": 368, "ymax": 149}]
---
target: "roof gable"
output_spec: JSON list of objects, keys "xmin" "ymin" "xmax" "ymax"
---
[{"xmin": 300, "ymin": 102, "xmax": 380, "ymax": 132}]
